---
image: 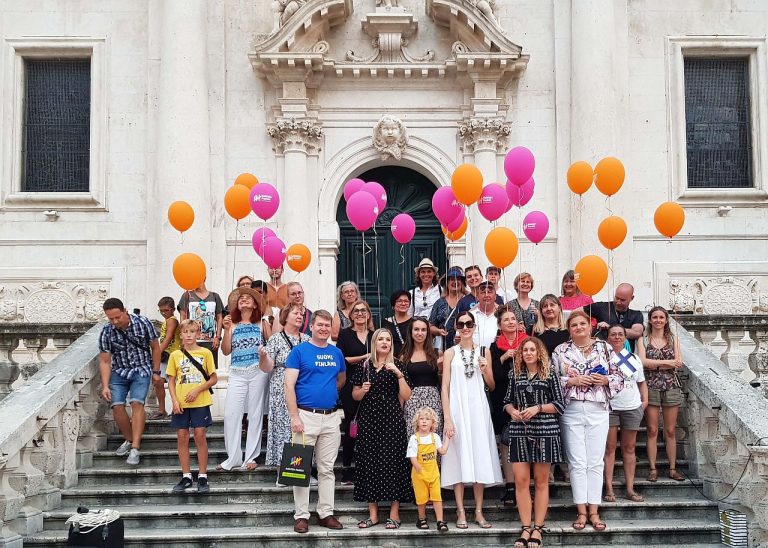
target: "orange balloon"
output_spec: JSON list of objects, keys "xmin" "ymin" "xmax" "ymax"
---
[
  {"xmin": 172, "ymin": 253, "xmax": 206, "ymax": 290},
  {"xmin": 597, "ymin": 216, "xmax": 627, "ymax": 250},
  {"xmin": 594, "ymin": 157, "xmax": 625, "ymax": 196},
  {"xmin": 167, "ymin": 201, "xmax": 194, "ymax": 232},
  {"xmin": 442, "ymin": 217, "xmax": 468, "ymax": 241},
  {"xmin": 567, "ymin": 161, "xmax": 593, "ymax": 195},
  {"xmin": 451, "ymin": 164, "xmax": 483, "ymax": 205},
  {"xmin": 654, "ymin": 202, "xmax": 685, "ymax": 238},
  {"xmin": 574, "ymin": 255, "xmax": 609, "ymax": 296},
  {"xmin": 224, "ymin": 185, "xmax": 251, "ymax": 220},
  {"xmin": 484, "ymin": 227, "xmax": 519, "ymax": 269},
  {"xmin": 286, "ymin": 243, "xmax": 311, "ymax": 273},
  {"xmin": 234, "ymin": 173, "xmax": 259, "ymax": 189}
]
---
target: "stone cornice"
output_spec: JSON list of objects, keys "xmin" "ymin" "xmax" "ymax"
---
[
  {"xmin": 458, "ymin": 116, "xmax": 511, "ymax": 154},
  {"xmin": 267, "ymin": 118, "xmax": 324, "ymax": 156}
]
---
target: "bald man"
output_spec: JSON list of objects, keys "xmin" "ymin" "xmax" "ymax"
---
[{"xmin": 580, "ymin": 283, "xmax": 645, "ymax": 351}]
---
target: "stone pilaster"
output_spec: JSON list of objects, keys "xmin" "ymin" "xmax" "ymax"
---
[
  {"xmin": 267, "ymin": 118, "xmax": 323, "ymax": 156},
  {"xmin": 458, "ymin": 117, "xmax": 511, "ymax": 155}
]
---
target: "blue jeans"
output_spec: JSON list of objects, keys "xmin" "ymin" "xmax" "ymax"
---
[{"xmin": 109, "ymin": 372, "xmax": 151, "ymax": 408}]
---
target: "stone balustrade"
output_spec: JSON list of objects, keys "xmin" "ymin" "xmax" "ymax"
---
[
  {"xmin": 0, "ymin": 324, "xmax": 106, "ymax": 547},
  {"xmin": 676, "ymin": 318, "xmax": 768, "ymax": 547},
  {"xmin": 673, "ymin": 314, "xmax": 768, "ymax": 391},
  {"xmin": 0, "ymin": 323, "xmax": 94, "ymax": 401}
]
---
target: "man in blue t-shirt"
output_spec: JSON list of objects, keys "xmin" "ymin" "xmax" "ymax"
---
[{"xmin": 285, "ymin": 309, "xmax": 346, "ymax": 534}]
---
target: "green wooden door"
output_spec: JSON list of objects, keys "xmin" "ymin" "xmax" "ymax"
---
[{"xmin": 336, "ymin": 166, "xmax": 446, "ymax": 326}]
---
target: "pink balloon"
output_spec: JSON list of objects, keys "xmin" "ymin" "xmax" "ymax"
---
[
  {"xmin": 432, "ymin": 186, "xmax": 463, "ymax": 225},
  {"xmin": 261, "ymin": 236, "xmax": 286, "ymax": 268},
  {"xmin": 343, "ymin": 178, "xmax": 365, "ymax": 201},
  {"xmin": 362, "ymin": 181, "xmax": 387, "ymax": 213},
  {"xmin": 504, "ymin": 146, "xmax": 536, "ymax": 186},
  {"xmin": 346, "ymin": 191, "xmax": 379, "ymax": 231},
  {"xmin": 391, "ymin": 213, "xmax": 416, "ymax": 244},
  {"xmin": 506, "ymin": 177, "xmax": 535, "ymax": 208},
  {"xmin": 478, "ymin": 183, "xmax": 509, "ymax": 222},
  {"xmin": 249, "ymin": 183, "xmax": 280, "ymax": 221},
  {"xmin": 251, "ymin": 227, "xmax": 277, "ymax": 256},
  {"xmin": 445, "ymin": 208, "xmax": 465, "ymax": 232},
  {"xmin": 523, "ymin": 211, "xmax": 549, "ymax": 244}
]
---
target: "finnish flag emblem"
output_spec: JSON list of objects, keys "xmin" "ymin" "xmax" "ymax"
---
[{"xmin": 612, "ymin": 349, "xmax": 642, "ymax": 380}]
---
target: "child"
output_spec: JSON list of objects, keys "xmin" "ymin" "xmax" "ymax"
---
[
  {"xmin": 407, "ymin": 406, "xmax": 450, "ymax": 532},
  {"xmin": 152, "ymin": 297, "xmax": 181, "ymax": 419},
  {"xmin": 166, "ymin": 319, "xmax": 218, "ymax": 493}
]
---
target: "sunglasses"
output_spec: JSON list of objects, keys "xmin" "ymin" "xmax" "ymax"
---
[
  {"xmin": 198, "ymin": 299, "xmax": 207, "ymax": 312},
  {"xmin": 352, "ymin": 307, "xmax": 368, "ymax": 315},
  {"xmin": 456, "ymin": 320, "xmax": 475, "ymax": 329}
]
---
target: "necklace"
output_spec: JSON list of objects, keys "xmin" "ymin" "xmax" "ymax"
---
[
  {"xmin": 575, "ymin": 340, "xmax": 594, "ymax": 350},
  {"xmin": 459, "ymin": 346, "xmax": 476, "ymax": 378}
]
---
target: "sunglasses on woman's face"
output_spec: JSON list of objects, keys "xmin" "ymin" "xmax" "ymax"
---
[
  {"xmin": 352, "ymin": 307, "xmax": 368, "ymax": 315},
  {"xmin": 456, "ymin": 320, "xmax": 475, "ymax": 329}
]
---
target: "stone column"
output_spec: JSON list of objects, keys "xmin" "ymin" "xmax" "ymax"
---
[
  {"xmin": 748, "ymin": 329, "xmax": 768, "ymax": 397},
  {"xmin": 151, "ymin": 0, "xmax": 212, "ymax": 302},
  {"xmin": 570, "ymin": 0, "xmax": 618, "ymax": 267},
  {"xmin": 458, "ymin": 116, "xmax": 510, "ymax": 268}
]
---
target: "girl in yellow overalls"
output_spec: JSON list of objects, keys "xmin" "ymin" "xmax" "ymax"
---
[{"xmin": 407, "ymin": 407, "xmax": 451, "ymax": 531}]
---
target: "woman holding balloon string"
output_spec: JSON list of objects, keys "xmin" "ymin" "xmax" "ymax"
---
[
  {"xmin": 559, "ymin": 270, "xmax": 594, "ymax": 321},
  {"xmin": 429, "ymin": 267, "xmax": 467, "ymax": 352},
  {"xmin": 382, "ymin": 290, "xmax": 413, "ymax": 358},
  {"xmin": 532, "ymin": 294, "xmax": 570, "ymax": 357},
  {"xmin": 409, "ymin": 258, "xmax": 441, "ymax": 320},
  {"xmin": 332, "ymin": 281, "xmax": 366, "ymax": 341},
  {"xmin": 506, "ymin": 272, "xmax": 539, "ymax": 335}
]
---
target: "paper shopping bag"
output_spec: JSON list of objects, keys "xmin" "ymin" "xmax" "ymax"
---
[{"xmin": 278, "ymin": 435, "xmax": 314, "ymax": 487}]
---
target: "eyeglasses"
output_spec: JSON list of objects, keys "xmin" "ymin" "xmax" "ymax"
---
[
  {"xmin": 289, "ymin": 291, "xmax": 304, "ymax": 297},
  {"xmin": 456, "ymin": 320, "xmax": 475, "ymax": 329},
  {"xmin": 352, "ymin": 308, "xmax": 368, "ymax": 315},
  {"xmin": 395, "ymin": 299, "xmax": 410, "ymax": 305}
]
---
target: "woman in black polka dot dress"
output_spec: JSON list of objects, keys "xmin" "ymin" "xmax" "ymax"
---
[{"xmin": 352, "ymin": 328, "xmax": 414, "ymax": 529}]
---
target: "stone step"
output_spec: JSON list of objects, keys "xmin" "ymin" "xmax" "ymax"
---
[
  {"xmin": 24, "ymin": 518, "xmax": 723, "ymax": 547},
  {"xmin": 75, "ymin": 459, "xmax": 690, "ymax": 487},
  {"xmin": 42, "ymin": 497, "xmax": 718, "ymax": 531},
  {"xmin": 60, "ymin": 479, "xmax": 707, "ymax": 507}
]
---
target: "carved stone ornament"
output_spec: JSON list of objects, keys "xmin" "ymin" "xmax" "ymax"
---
[
  {"xmin": 458, "ymin": 117, "xmax": 511, "ymax": 154},
  {"xmin": 0, "ymin": 281, "xmax": 108, "ymax": 323},
  {"xmin": 668, "ymin": 276, "xmax": 768, "ymax": 314},
  {"xmin": 469, "ymin": 0, "xmax": 502, "ymax": 29},
  {"xmin": 267, "ymin": 118, "xmax": 323, "ymax": 155},
  {"xmin": 270, "ymin": 0, "xmax": 308, "ymax": 35},
  {"xmin": 372, "ymin": 114, "xmax": 408, "ymax": 160}
]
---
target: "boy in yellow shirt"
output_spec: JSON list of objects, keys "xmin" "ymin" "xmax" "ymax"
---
[{"xmin": 166, "ymin": 319, "xmax": 218, "ymax": 493}]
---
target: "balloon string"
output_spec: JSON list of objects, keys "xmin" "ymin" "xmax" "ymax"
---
[
  {"xmin": 577, "ymin": 195, "xmax": 583, "ymax": 262},
  {"xmin": 231, "ymin": 219, "xmax": 239, "ymax": 291},
  {"xmin": 606, "ymin": 195, "xmax": 613, "ymax": 216},
  {"xmin": 517, "ymin": 188, "xmax": 523, "ymax": 279},
  {"xmin": 400, "ymin": 244, "xmax": 405, "ymax": 290},
  {"xmin": 609, "ymin": 248, "xmax": 615, "ymax": 303},
  {"xmin": 362, "ymin": 231, "xmax": 367, "ymax": 305},
  {"xmin": 373, "ymin": 223, "xmax": 382, "ymax": 330}
]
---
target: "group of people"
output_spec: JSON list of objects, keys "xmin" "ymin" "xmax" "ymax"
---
[{"xmin": 96, "ymin": 261, "xmax": 685, "ymax": 546}]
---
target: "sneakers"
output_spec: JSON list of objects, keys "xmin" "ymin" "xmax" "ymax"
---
[
  {"xmin": 115, "ymin": 440, "xmax": 132, "ymax": 457},
  {"xmin": 172, "ymin": 477, "xmax": 194, "ymax": 493},
  {"xmin": 310, "ymin": 476, "xmax": 318, "ymax": 486},
  {"xmin": 126, "ymin": 448, "xmax": 141, "ymax": 465},
  {"xmin": 198, "ymin": 476, "xmax": 210, "ymax": 494}
]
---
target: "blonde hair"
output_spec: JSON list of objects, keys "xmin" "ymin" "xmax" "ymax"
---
[
  {"xmin": 179, "ymin": 319, "xmax": 200, "ymax": 333},
  {"xmin": 513, "ymin": 337, "xmax": 551, "ymax": 379},
  {"xmin": 371, "ymin": 328, "xmax": 395, "ymax": 367},
  {"xmin": 513, "ymin": 272, "xmax": 534, "ymax": 291},
  {"xmin": 411, "ymin": 406, "xmax": 439, "ymax": 433},
  {"xmin": 533, "ymin": 294, "xmax": 565, "ymax": 334}
]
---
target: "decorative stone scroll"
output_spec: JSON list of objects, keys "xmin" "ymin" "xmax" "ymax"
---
[
  {"xmin": 668, "ymin": 276, "xmax": 768, "ymax": 314},
  {"xmin": 372, "ymin": 115, "xmax": 408, "ymax": 160},
  {"xmin": 0, "ymin": 282, "xmax": 108, "ymax": 324},
  {"xmin": 267, "ymin": 118, "xmax": 323, "ymax": 155},
  {"xmin": 458, "ymin": 117, "xmax": 512, "ymax": 154},
  {"xmin": 270, "ymin": 0, "xmax": 307, "ymax": 34}
]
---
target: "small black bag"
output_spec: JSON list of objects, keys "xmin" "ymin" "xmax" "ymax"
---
[
  {"xmin": 67, "ymin": 514, "xmax": 124, "ymax": 547},
  {"xmin": 278, "ymin": 434, "xmax": 315, "ymax": 487}
]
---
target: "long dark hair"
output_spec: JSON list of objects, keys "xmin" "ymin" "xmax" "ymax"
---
[
  {"xmin": 646, "ymin": 306, "xmax": 674, "ymax": 347},
  {"xmin": 399, "ymin": 317, "xmax": 439, "ymax": 370}
]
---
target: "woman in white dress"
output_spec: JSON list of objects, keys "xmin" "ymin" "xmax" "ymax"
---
[{"xmin": 441, "ymin": 310, "xmax": 504, "ymax": 529}]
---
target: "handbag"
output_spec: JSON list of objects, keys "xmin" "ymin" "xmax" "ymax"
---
[{"xmin": 278, "ymin": 433, "xmax": 315, "ymax": 487}]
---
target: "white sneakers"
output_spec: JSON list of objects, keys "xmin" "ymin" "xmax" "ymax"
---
[
  {"xmin": 126, "ymin": 448, "xmax": 141, "ymax": 465},
  {"xmin": 115, "ymin": 440, "xmax": 132, "ymax": 457}
]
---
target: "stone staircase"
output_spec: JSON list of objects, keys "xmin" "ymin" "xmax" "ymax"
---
[{"xmin": 26, "ymin": 419, "xmax": 723, "ymax": 547}]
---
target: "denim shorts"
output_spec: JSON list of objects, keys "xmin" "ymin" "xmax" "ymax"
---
[
  {"xmin": 109, "ymin": 373, "xmax": 151, "ymax": 408},
  {"xmin": 170, "ymin": 406, "xmax": 213, "ymax": 429}
]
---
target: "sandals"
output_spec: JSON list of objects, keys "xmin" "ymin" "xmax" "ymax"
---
[
  {"xmin": 514, "ymin": 525, "xmax": 532, "ymax": 548},
  {"xmin": 385, "ymin": 518, "xmax": 401, "ymax": 529},
  {"xmin": 357, "ymin": 518, "xmax": 379, "ymax": 529},
  {"xmin": 474, "ymin": 511, "xmax": 492, "ymax": 529},
  {"xmin": 416, "ymin": 518, "xmax": 429, "ymax": 530},
  {"xmin": 572, "ymin": 513, "xmax": 587, "ymax": 530},
  {"xmin": 602, "ymin": 493, "xmax": 616, "ymax": 502},
  {"xmin": 528, "ymin": 524, "xmax": 545, "ymax": 547},
  {"xmin": 588, "ymin": 513, "xmax": 607, "ymax": 532},
  {"xmin": 148, "ymin": 410, "xmax": 167, "ymax": 420},
  {"xmin": 244, "ymin": 462, "xmax": 258, "ymax": 471},
  {"xmin": 626, "ymin": 491, "xmax": 644, "ymax": 502},
  {"xmin": 455, "ymin": 509, "xmax": 468, "ymax": 529},
  {"xmin": 647, "ymin": 467, "xmax": 658, "ymax": 482},
  {"xmin": 669, "ymin": 468, "xmax": 685, "ymax": 481},
  {"xmin": 436, "ymin": 520, "xmax": 448, "ymax": 532}
]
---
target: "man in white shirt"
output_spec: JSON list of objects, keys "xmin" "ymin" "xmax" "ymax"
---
[{"xmin": 472, "ymin": 281, "xmax": 499, "ymax": 349}]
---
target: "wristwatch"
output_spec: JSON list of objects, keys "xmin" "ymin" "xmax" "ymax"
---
[{"xmin": 152, "ymin": 370, "xmax": 161, "ymax": 375}]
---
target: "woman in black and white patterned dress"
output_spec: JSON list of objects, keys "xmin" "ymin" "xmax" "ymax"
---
[
  {"xmin": 503, "ymin": 336, "xmax": 565, "ymax": 548},
  {"xmin": 259, "ymin": 304, "xmax": 309, "ymax": 468}
]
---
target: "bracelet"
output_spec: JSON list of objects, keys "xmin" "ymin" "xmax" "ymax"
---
[
  {"xmin": 152, "ymin": 371, "xmax": 161, "ymax": 375},
  {"xmin": 538, "ymin": 404, "xmax": 542, "ymax": 413}
]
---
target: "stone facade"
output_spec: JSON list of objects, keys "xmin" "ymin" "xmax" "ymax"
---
[{"xmin": 0, "ymin": 0, "xmax": 766, "ymax": 319}]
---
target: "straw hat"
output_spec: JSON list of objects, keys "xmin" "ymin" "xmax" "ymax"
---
[
  {"xmin": 227, "ymin": 287, "xmax": 266, "ymax": 314},
  {"xmin": 414, "ymin": 257, "xmax": 438, "ymax": 275}
]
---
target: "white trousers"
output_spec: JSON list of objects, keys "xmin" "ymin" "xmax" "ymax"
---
[
  {"xmin": 220, "ymin": 367, "xmax": 270, "ymax": 470},
  {"xmin": 560, "ymin": 400, "xmax": 609, "ymax": 505}
]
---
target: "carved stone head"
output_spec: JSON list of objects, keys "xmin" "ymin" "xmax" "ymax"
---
[{"xmin": 373, "ymin": 114, "xmax": 408, "ymax": 160}]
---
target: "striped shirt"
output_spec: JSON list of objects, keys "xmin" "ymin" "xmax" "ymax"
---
[{"xmin": 98, "ymin": 314, "xmax": 158, "ymax": 379}]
